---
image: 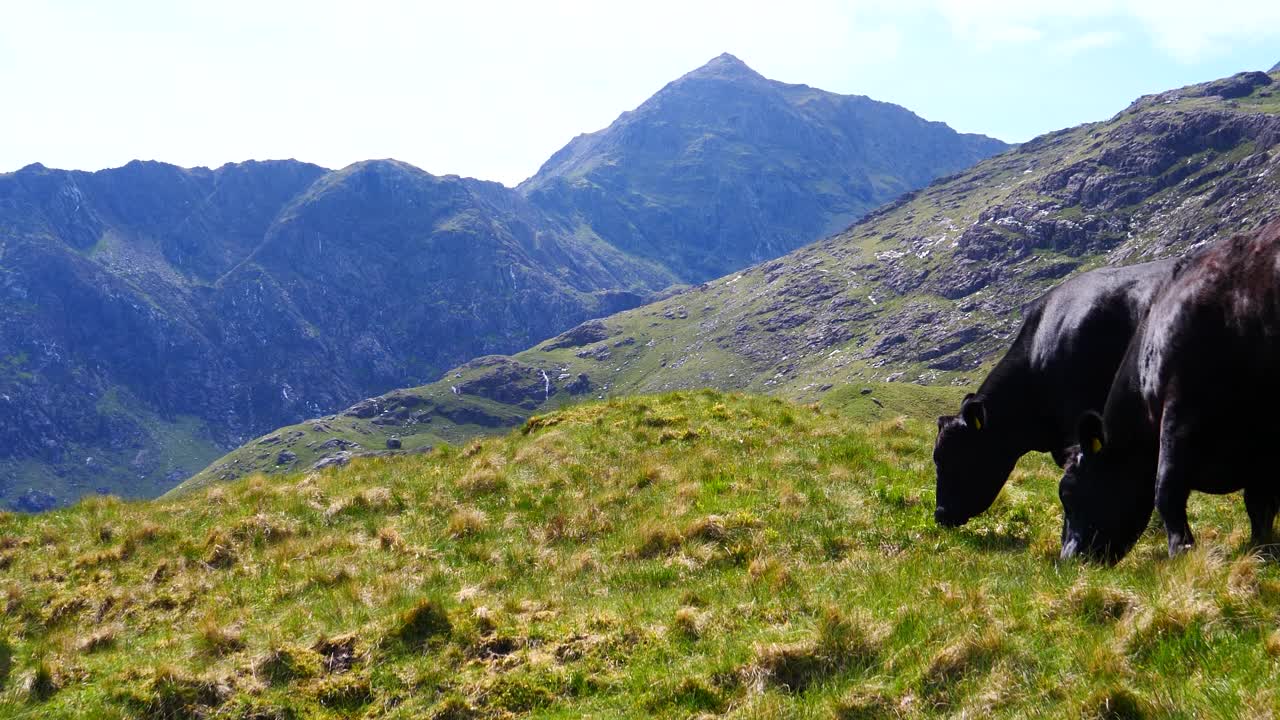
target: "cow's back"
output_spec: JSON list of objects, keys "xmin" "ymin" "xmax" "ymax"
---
[
  {"xmin": 1022, "ymin": 258, "xmax": 1177, "ymax": 445},
  {"xmin": 1137, "ymin": 222, "xmax": 1280, "ymax": 428}
]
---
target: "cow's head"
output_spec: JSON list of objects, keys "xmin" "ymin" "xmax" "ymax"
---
[
  {"xmin": 933, "ymin": 394, "xmax": 1015, "ymax": 527},
  {"xmin": 1058, "ymin": 411, "xmax": 1152, "ymax": 564}
]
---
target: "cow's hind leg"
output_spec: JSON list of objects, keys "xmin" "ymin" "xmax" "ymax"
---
[{"xmin": 1244, "ymin": 485, "xmax": 1280, "ymax": 555}]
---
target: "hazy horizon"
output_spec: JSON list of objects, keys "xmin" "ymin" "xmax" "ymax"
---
[{"xmin": 3, "ymin": 1, "xmax": 1278, "ymax": 186}]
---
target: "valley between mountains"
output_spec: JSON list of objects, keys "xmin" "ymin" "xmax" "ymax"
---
[{"xmin": 187, "ymin": 68, "xmax": 1280, "ymax": 490}]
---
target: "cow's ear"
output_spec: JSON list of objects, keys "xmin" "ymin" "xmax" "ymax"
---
[
  {"xmin": 937, "ymin": 415, "xmax": 948, "ymax": 431},
  {"xmin": 961, "ymin": 397, "xmax": 986, "ymax": 431},
  {"xmin": 1077, "ymin": 411, "xmax": 1106, "ymax": 456}
]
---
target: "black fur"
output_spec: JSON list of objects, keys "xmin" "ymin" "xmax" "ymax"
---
[
  {"xmin": 1060, "ymin": 221, "xmax": 1280, "ymax": 563},
  {"xmin": 933, "ymin": 258, "xmax": 1176, "ymax": 527}
]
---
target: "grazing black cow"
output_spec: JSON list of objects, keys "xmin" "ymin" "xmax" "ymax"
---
[
  {"xmin": 1060, "ymin": 221, "xmax": 1280, "ymax": 563},
  {"xmin": 933, "ymin": 258, "xmax": 1177, "ymax": 527}
]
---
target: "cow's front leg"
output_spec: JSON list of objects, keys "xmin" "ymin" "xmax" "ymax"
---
[
  {"xmin": 1155, "ymin": 412, "xmax": 1195, "ymax": 557},
  {"xmin": 1244, "ymin": 485, "xmax": 1280, "ymax": 553}
]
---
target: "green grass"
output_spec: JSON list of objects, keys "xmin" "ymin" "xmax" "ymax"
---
[{"xmin": 3, "ymin": 390, "xmax": 1277, "ymax": 718}]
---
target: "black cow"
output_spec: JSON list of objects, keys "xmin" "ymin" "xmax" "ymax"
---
[
  {"xmin": 1060, "ymin": 221, "xmax": 1280, "ymax": 563},
  {"xmin": 933, "ymin": 258, "xmax": 1177, "ymax": 527}
]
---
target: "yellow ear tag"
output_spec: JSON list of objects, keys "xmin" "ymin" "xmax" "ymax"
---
[
  {"xmin": 1090, "ymin": 437, "xmax": 1103, "ymax": 453},
  {"xmin": 973, "ymin": 417, "xmax": 982, "ymax": 430}
]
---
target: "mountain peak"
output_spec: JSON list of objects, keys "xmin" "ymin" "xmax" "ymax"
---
[
  {"xmin": 685, "ymin": 52, "xmax": 762, "ymax": 81},
  {"xmin": 1271, "ymin": 60, "xmax": 1280, "ymax": 72}
]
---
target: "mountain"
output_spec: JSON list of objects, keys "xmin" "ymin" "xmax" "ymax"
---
[
  {"xmin": 0, "ymin": 160, "xmax": 671, "ymax": 510},
  {"xmin": 2, "ymin": 55, "xmax": 1010, "ymax": 509},
  {"xmin": 6, "ymin": 391, "xmax": 1274, "ymax": 718},
  {"xmin": 519, "ymin": 53, "xmax": 1008, "ymax": 282},
  {"xmin": 1271, "ymin": 61, "xmax": 1280, "ymax": 72},
  {"xmin": 185, "ymin": 70, "xmax": 1280, "ymax": 487}
]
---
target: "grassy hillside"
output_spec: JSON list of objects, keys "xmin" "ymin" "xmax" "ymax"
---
[
  {"xmin": 6, "ymin": 391, "xmax": 1279, "ymax": 718},
  {"xmin": 178, "ymin": 372, "xmax": 968, "ymax": 491}
]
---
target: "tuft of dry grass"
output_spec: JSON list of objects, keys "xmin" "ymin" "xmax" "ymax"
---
[
  {"xmin": 635, "ymin": 523, "xmax": 683, "ymax": 558},
  {"xmin": 256, "ymin": 645, "xmax": 322, "ymax": 686},
  {"xmin": 203, "ymin": 530, "xmax": 237, "ymax": 569},
  {"xmin": 394, "ymin": 599, "xmax": 453, "ymax": 650},
  {"xmin": 447, "ymin": 508, "xmax": 489, "ymax": 538},
  {"xmin": 1264, "ymin": 630, "xmax": 1280, "ymax": 657},
  {"xmin": 76, "ymin": 624, "xmax": 121, "ymax": 654},
  {"xmin": 922, "ymin": 628, "xmax": 1003, "ymax": 695},
  {"xmin": 834, "ymin": 684, "xmax": 899, "ymax": 719},
  {"xmin": 672, "ymin": 606, "xmax": 707, "ymax": 639},
  {"xmin": 746, "ymin": 607, "xmax": 883, "ymax": 694},
  {"xmin": 1118, "ymin": 577, "xmax": 1220, "ymax": 660},
  {"xmin": 683, "ymin": 515, "xmax": 728, "ymax": 543},
  {"xmin": 747, "ymin": 556, "xmax": 793, "ymax": 591},
  {"xmin": 1063, "ymin": 580, "xmax": 1137, "ymax": 624},
  {"xmin": 376, "ymin": 525, "xmax": 404, "ymax": 550},
  {"xmin": 196, "ymin": 617, "xmax": 245, "ymax": 656},
  {"xmin": 1080, "ymin": 684, "xmax": 1149, "ymax": 719},
  {"xmin": 231, "ymin": 513, "xmax": 297, "ymax": 545},
  {"xmin": 23, "ymin": 659, "xmax": 59, "ymax": 702}
]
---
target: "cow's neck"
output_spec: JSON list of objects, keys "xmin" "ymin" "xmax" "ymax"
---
[{"xmin": 974, "ymin": 358, "xmax": 1056, "ymax": 458}]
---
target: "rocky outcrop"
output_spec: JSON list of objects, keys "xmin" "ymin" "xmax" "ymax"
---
[
  {"xmin": 1195, "ymin": 71, "xmax": 1272, "ymax": 99},
  {"xmin": 454, "ymin": 356, "xmax": 554, "ymax": 410},
  {"xmin": 542, "ymin": 320, "xmax": 614, "ymax": 351}
]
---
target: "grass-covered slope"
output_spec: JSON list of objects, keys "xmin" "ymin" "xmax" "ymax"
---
[
  {"xmin": 178, "ymin": 366, "xmax": 965, "ymax": 491},
  {"xmin": 7, "ymin": 391, "xmax": 1280, "ymax": 718}
]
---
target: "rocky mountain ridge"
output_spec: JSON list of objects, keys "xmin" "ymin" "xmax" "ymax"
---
[
  {"xmin": 520, "ymin": 53, "xmax": 1007, "ymax": 282},
  {"xmin": 2, "ymin": 54, "xmax": 1008, "ymax": 508},
  {"xmin": 183, "ymin": 68, "xmax": 1280, "ymax": 488},
  {"xmin": 0, "ymin": 159, "xmax": 674, "ymax": 509}
]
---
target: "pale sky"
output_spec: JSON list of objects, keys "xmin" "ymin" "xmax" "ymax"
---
[{"xmin": 2, "ymin": 1, "xmax": 1278, "ymax": 186}]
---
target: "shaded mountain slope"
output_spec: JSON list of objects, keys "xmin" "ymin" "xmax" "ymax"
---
[
  {"xmin": 188, "ymin": 69, "xmax": 1280, "ymax": 485},
  {"xmin": 520, "ymin": 53, "xmax": 1008, "ymax": 282},
  {"xmin": 0, "ymin": 161, "xmax": 672, "ymax": 509}
]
